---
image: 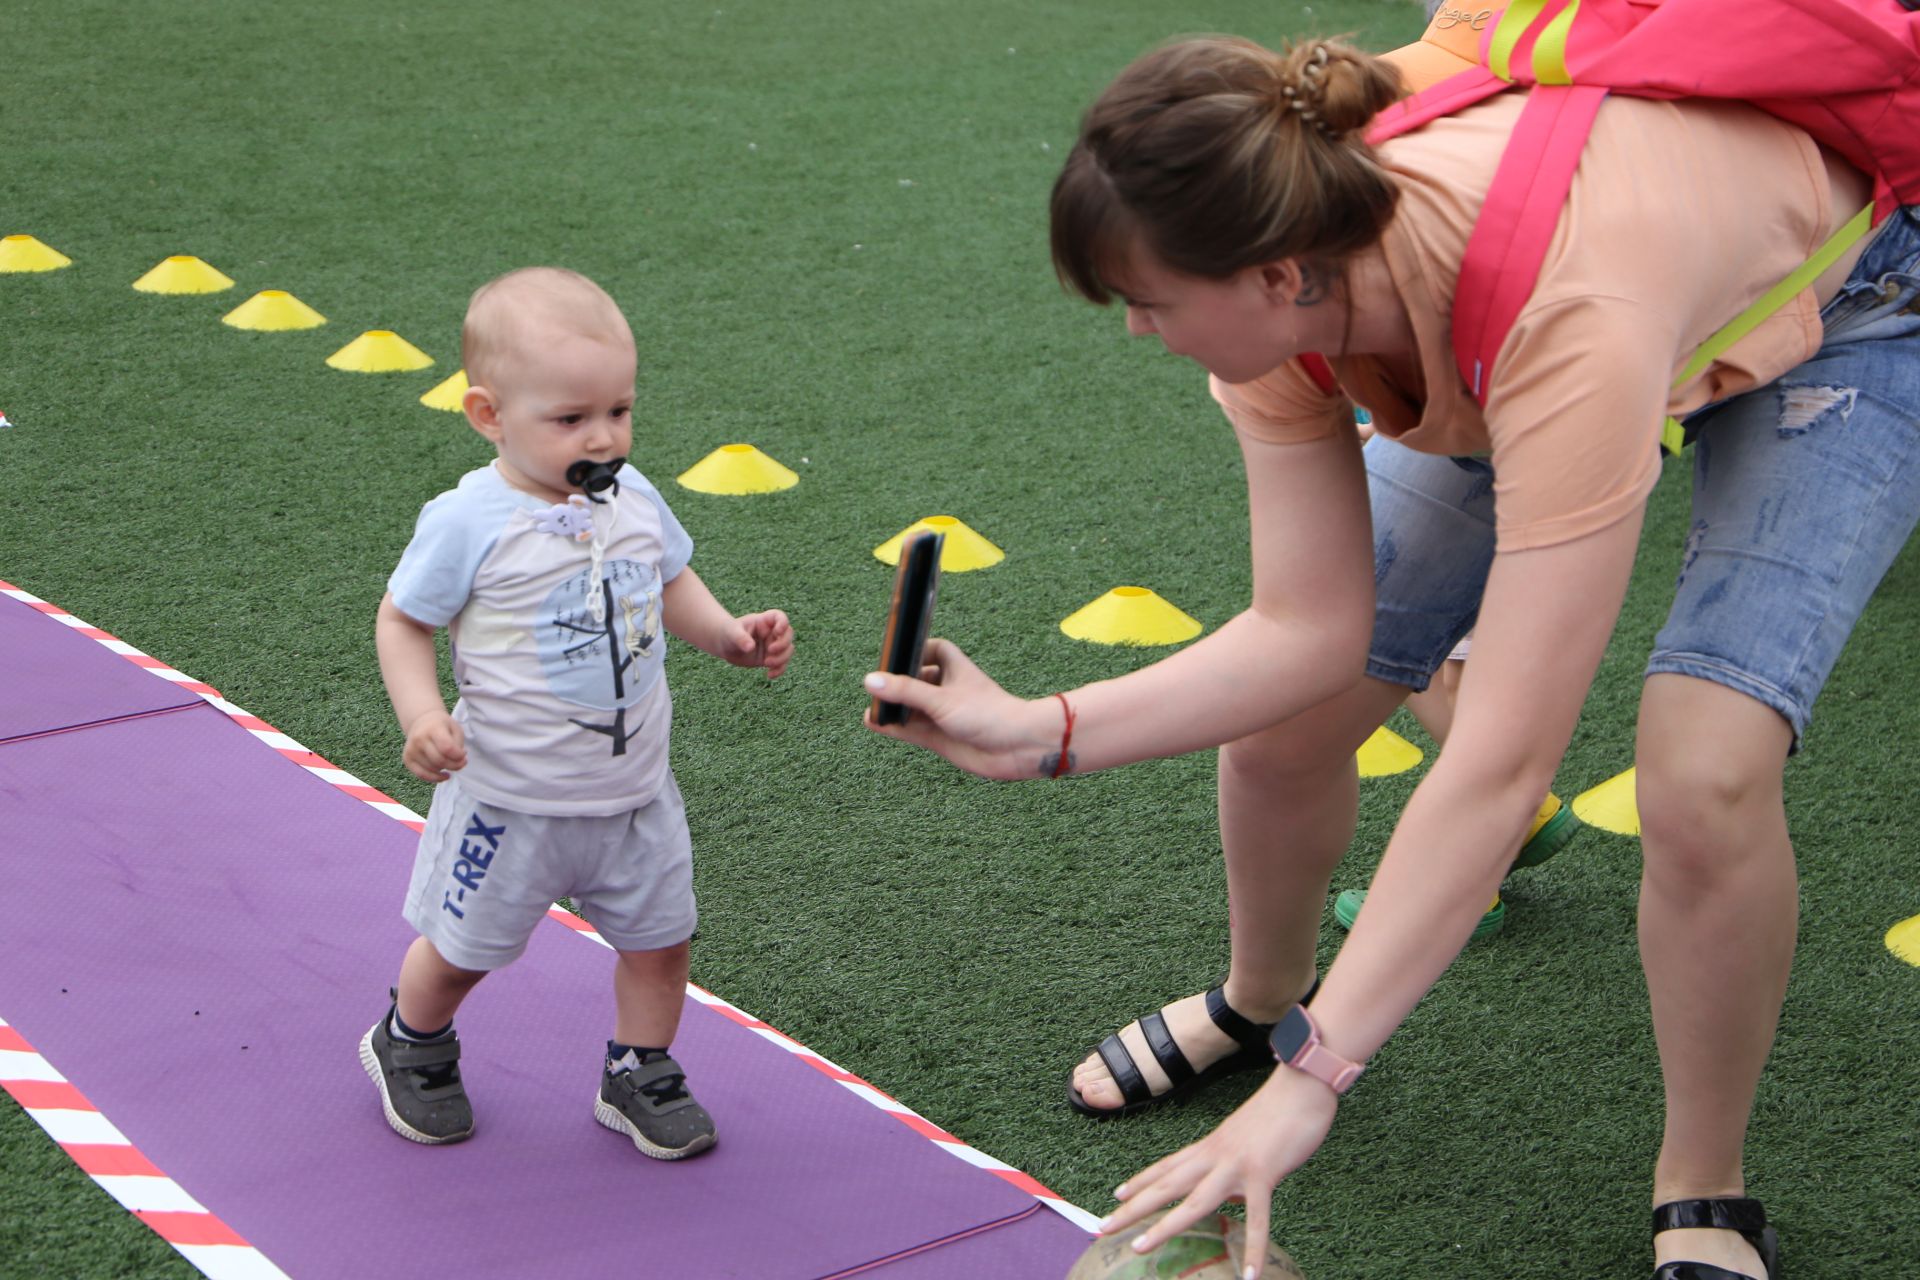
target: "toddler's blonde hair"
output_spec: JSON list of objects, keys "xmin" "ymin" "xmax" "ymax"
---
[{"xmin": 462, "ymin": 267, "xmax": 633, "ymax": 395}]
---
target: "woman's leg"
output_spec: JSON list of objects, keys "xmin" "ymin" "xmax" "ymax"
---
[
  {"xmin": 1637, "ymin": 676, "xmax": 1796, "ymax": 1277},
  {"xmin": 1638, "ymin": 204, "xmax": 1920, "ymax": 1274},
  {"xmin": 1070, "ymin": 675, "xmax": 1410, "ymax": 1109},
  {"xmin": 1071, "ymin": 437, "xmax": 1495, "ymax": 1111},
  {"xmin": 1402, "ymin": 656, "xmax": 1462, "ymax": 743},
  {"xmin": 1217, "ymin": 679, "xmax": 1413, "ymax": 1015}
]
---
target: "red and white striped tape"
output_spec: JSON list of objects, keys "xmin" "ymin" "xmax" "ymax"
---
[
  {"xmin": 0, "ymin": 581, "xmax": 425, "ymax": 832},
  {"xmin": 689, "ymin": 982, "xmax": 1100, "ymax": 1230},
  {"xmin": 544, "ymin": 908, "xmax": 1100, "ymax": 1231},
  {"xmin": 0, "ymin": 1015, "xmax": 289, "ymax": 1279},
  {"xmin": 0, "ymin": 580, "xmax": 1100, "ymax": 1274}
]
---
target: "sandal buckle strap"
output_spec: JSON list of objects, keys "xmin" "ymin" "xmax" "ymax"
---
[
  {"xmin": 1095, "ymin": 1034, "xmax": 1152, "ymax": 1106},
  {"xmin": 1652, "ymin": 1197, "xmax": 1767, "ymax": 1237},
  {"xmin": 1203, "ymin": 984, "xmax": 1275, "ymax": 1053},
  {"xmin": 1652, "ymin": 1197, "xmax": 1776, "ymax": 1280},
  {"xmin": 1139, "ymin": 1011, "xmax": 1196, "ymax": 1086},
  {"xmin": 1203, "ymin": 978, "xmax": 1321, "ymax": 1054},
  {"xmin": 1653, "ymin": 1265, "xmax": 1764, "ymax": 1280}
]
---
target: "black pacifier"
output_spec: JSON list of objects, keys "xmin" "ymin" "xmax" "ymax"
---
[{"xmin": 565, "ymin": 459, "xmax": 622, "ymax": 503}]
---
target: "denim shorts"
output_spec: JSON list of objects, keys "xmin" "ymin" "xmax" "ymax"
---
[{"xmin": 1363, "ymin": 205, "xmax": 1920, "ymax": 747}]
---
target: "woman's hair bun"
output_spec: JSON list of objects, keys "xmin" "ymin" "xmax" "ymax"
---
[
  {"xmin": 1049, "ymin": 33, "xmax": 1404, "ymax": 303},
  {"xmin": 1274, "ymin": 39, "xmax": 1402, "ymax": 141}
]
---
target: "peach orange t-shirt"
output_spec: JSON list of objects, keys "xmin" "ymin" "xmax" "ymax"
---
[{"xmin": 1212, "ymin": 46, "xmax": 1871, "ymax": 551}]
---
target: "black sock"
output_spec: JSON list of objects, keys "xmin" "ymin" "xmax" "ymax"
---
[{"xmin": 606, "ymin": 1040, "xmax": 668, "ymax": 1074}]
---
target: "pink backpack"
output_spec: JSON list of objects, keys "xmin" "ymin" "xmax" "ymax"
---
[{"xmin": 1304, "ymin": 0, "xmax": 1920, "ymax": 443}]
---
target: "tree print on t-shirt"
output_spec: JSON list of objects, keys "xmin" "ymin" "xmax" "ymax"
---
[{"xmin": 536, "ymin": 557, "xmax": 664, "ymax": 756}]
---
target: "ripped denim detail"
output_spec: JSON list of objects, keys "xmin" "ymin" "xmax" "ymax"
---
[
  {"xmin": 1775, "ymin": 382, "xmax": 1857, "ymax": 438},
  {"xmin": 1675, "ymin": 518, "xmax": 1708, "ymax": 589},
  {"xmin": 1374, "ymin": 533, "xmax": 1398, "ymax": 586}
]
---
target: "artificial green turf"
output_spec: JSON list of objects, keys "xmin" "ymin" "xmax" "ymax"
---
[{"xmin": 3, "ymin": 1, "xmax": 1917, "ymax": 1277}]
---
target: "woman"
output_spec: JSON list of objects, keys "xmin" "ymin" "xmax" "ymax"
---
[{"xmin": 859, "ymin": 22, "xmax": 1920, "ymax": 1280}]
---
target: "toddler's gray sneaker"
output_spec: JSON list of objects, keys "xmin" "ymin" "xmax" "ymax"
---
[
  {"xmin": 360, "ymin": 1006, "xmax": 474, "ymax": 1145},
  {"xmin": 594, "ymin": 1053, "xmax": 715, "ymax": 1159}
]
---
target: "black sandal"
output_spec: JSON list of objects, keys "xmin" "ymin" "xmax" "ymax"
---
[
  {"xmin": 1652, "ymin": 1197, "xmax": 1780, "ymax": 1280},
  {"xmin": 1066, "ymin": 977, "xmax": 1319, "ymax": 1119}
]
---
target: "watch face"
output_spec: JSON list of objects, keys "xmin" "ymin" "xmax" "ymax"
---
[{"xmin": 1268, "ymin": 1005, "xmax": 1314, "ymax": 1063}]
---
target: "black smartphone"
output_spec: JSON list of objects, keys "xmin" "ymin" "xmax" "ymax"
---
[{"xmin": 872, "ymin": 530, "xmax": 944, "ymax": 726}]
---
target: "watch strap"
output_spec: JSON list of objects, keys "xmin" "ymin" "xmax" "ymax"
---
[
  {"xmin": 1288, "ymin": 1040, "xmax": 1364, "ymax": 1094},
  {"xmin": 1270, "ymin": 1003, "xmax": 1364, "ymax": 1095}
]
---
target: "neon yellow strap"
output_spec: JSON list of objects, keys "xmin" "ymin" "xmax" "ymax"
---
[
  {"xmin": 1477, "ymin": 0, "xmax": 1872, "ymax": 457},
  {"xmin": 1488, "ymin": 0, "xmax": 1552, "ymax": 82},
  {"xmin": 1674, "ymin": 202, "xmax": 1875, "ymax": 386},
  {"xmin": 1532, "ymin": 0, "xmax": 1580, "ymax": 85},
  {"xmin": 1661, "ymin": 202, "xmax": 1875, "ymax": 455},
  {"xmin": 1486, "ymin": 0, "xmax": 1579, "ymax": 85},
  {"xmin": 1661, "ymin": 417, "xmax": 1687, "ymax": 456}
]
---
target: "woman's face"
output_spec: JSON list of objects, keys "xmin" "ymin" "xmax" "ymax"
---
[{"xmin": 1111, "ymin": 247, "xmax": 1303, "ymax": 385}]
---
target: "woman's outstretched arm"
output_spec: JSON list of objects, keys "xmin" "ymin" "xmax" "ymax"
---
[
  {"xmin": 862, "ymin": 424, "xmax": 1377, "ymax": 778},
  {"xmin": 1107, "ymin": 502, "xmax": 1646, "ymax": 1267}
]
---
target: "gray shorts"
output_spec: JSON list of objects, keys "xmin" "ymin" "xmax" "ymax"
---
[
  {"xmin": 1363, "ymin": 206, "xmax": 1920, "ymax": 748},
  {"xmin": 403, "ymin": 770, "xmax": 696, "ymax": 970}
]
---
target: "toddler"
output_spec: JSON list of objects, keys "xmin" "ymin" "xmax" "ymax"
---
[{"xmin": 360, "ymin": 266, "xmax": 792, "ymax": 1158}]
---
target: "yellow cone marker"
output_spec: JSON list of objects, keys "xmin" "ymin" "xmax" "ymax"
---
[
  {"xmin": 132, "ymin": 255, "xmax": 235, "ymax": 294},
  {"xmin": 1060, "ymin": 587, "xmax": 1201, "ymax": 646},
  {"xmin": 223, "ymin": 289, "xmax": 326, "ymax": 331},
  {"xmin": 0, "ymin": 234, "xmax": 72, "ymax": 272},
  {"xmin": 678, "ymin": 443, "xmax": 800, "ymax": 495},
  {"xmin": 1356, "ymin": 726, "xmax": 1423, "ymax": 778},
  {"xmin": 1573, "ymin": 766, "xmax": 1640, "ymax": 836},
  {"xmin": 421, "ymin": 369, "xmax": 469, "ymax": 411},
  {"xmin": 1886, "ymin": 915, "xmax": 1920, "ymax": 967},
  {"xmin": 874, "ymin": 516, "xmax": 1003, "ymax": 572},
  {"xmin": 326, "ymin": 329, "xmax": 434, "ymax": 373}
]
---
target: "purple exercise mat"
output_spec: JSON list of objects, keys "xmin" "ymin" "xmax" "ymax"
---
[
  {"xmin": 0, "ymin": 593, "xmax": 203, "ymax": 742},
  {"xmin": 0, "ymin": 598, "xmax": 1092, "ymax": 1278}
]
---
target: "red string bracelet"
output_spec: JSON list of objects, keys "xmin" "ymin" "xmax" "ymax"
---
[{"xmin": 1051, "ymin": 693, "xmax": 1075, "ymax": 778}]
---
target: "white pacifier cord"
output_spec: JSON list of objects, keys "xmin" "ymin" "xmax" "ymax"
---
[{"xmin": 584, "ymin": 494, "xmax": 618, "ymax": 627}]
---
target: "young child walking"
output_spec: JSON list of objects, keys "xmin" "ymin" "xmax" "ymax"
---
[{"xmin": 361, "ymin": 266, "xmax": 793, "ymax": 1159}]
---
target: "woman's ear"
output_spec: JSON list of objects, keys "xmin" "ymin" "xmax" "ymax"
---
[
  {"xmin": 1257, "ymin": 259, "xmax": 1314, "ymax": 306},
  {"xmin": 462, "ymin": 386, "xmax": 502, "ymax": 443}
]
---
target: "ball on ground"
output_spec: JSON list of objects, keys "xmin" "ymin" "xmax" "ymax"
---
[{"xmin": 1066, "ymin": 1211, "xmax": 1306, "ymax": 1279}]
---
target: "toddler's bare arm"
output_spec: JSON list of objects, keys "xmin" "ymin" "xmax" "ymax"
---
[
  {"xmin": 376, "ymin": 593, "xmax": 466, "ymax": 781},
  {"xmin": 660, "ymin": 569, "xmax": 792, "ymax": 677}
]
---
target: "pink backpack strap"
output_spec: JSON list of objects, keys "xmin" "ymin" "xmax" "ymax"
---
[
  {"xmin": 1300, "ymin": 68, "xmax": 1504, "ymax": 404},
  {"xmin": 1453, "ymin": 83, "xmax": 1609, "ymax": 401},
  {"xmin": 1386, "ymin": 0, "xmax": 1920, "ymax": 407},
  {"xmin": 1366, "ymin": 67, "xmax": 1509, "ymax": 146}
]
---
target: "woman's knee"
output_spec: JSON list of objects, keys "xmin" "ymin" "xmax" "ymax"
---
[
  {"xmin": 1219, "ymin": 677, "xmax": 1403, "ymax": 805},
  {"xmin": 1636, "ymin": 675, "xmax": 1793, "ymax": 884},
  {"xmin": 1220, "ymin": 716, "xmax": 1361, "ymax": 795},
  {"xmin": 1635, "ymin": 746, "xmax": 1788, "ymax": 888}
]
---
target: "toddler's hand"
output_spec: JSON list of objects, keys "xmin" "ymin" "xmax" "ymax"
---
[
  {"xmin": 402, "ymin": 710, "xmax": 467, "ymax": 782},
  {"xmin": 725, "ymin": 610, "xmax": 793, "ymax": 678}
]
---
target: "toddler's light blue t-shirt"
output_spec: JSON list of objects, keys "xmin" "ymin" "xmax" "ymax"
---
[{"xmin": 388, "ymin": 461, "xmax": 693, "ymax": 816}]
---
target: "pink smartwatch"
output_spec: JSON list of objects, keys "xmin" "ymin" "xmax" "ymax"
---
[{"xmin": 1268, "ymin": 1004, "xmax": 1364, "ymax": 1095}]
